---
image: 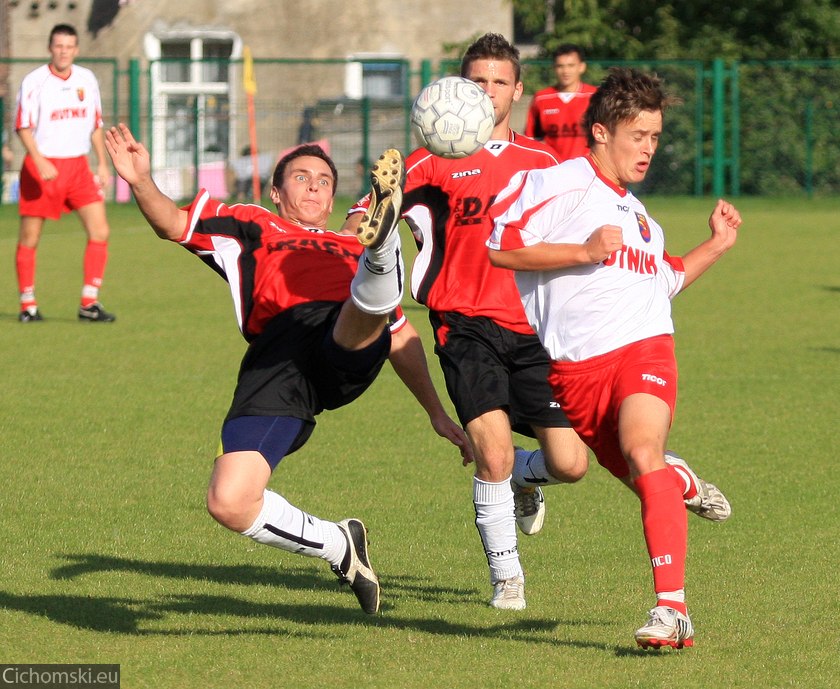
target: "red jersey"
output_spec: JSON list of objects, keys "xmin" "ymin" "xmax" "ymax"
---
[
  {"xmin": 524, "ymin": 83, "xmax": 597, "ymax": 161},
  {"xmin": 349, "ymin": 133, "xmax": 560, "ymax": 333},
  {"xmin": 181, "ymin": 191, "xmax": 367, "ymax": 342}
]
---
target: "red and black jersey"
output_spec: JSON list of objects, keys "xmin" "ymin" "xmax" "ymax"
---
[
  {"xmin": 180, "ymin": 191, "xmax": 366, "ymax": 342},
  {"xmin": 395, "ymin": 134, "xmax": 560, "ymax": 333},
  {"xmin": 524, "ymin": 83, "xmax": 597, "ymax": 161}
]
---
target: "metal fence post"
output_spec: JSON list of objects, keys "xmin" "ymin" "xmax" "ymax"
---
[
  {"xmin": 712, "ymin": 58, "xmax": 726, "ymax": 198},
  {"xmin": 730, "ymin": 61, "xmax": 740, "ymax": 197},
  {"xmin": 694, "ymin": 63, "xmax": 704, "ymax": 196},
  {"xmin": 128, "ymin": 58, "xmax": 141, "ymax": 138},
  {"xmin": 361, "ymin": 95, "xmax": 370, "ymax": 179}
]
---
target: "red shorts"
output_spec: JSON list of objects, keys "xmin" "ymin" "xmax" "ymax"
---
[
  {"xmin": 19, "ymin": 155, "xmax": 104, "ymax": 220},
  {"xmin": 547, "ymin": 335, "xmax": 678, "ymax": 479}
]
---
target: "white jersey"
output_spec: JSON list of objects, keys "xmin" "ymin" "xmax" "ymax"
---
[
  {"xmin": 15, "ymin": 64, "xmax": 103, "ymax": 158},
  {"xmin": 488, "ymin": 156, "xmax": 685, "ymax": 361}
]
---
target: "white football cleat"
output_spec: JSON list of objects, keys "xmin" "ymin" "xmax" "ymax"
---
[
  {"xmin": 511, "ymin": 480, "xmax": 545, "ymax": 535},
  {"xmin": 665, "ymin": 451, "xmax": 732, "ymax": 522},
  {"xmin": 635, "ymin": 606, "xmax": 695, "ymax": 649},
  {"xmin": 490, "ymin": 575, "xmax": 526, "ymax": 610}
]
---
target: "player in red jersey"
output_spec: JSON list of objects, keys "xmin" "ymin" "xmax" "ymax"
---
[
  {"xmin": 344, "ymin": 33, "xmax": 590, "ymax": 611},
  {"xmin": 106, "ymin": 122, "xmax": 459, "ymax": 615},
  {"xmin": 490, "ymin": 67, "xmax": 741, "ymax": 648},
  {"xmin": 14, "ymin": 24, "xmax": 115, "ymax": 323},
  {"xmin": 525, "ymin": 44, "xmax": 597, "ymax": 162}
]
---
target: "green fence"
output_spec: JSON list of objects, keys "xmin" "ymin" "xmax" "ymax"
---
[{"xmin": 2, "ymin": 56, "xmax": 839, "ymax": 202}]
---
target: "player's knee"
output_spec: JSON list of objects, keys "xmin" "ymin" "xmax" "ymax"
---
[
  {"xmin": 545, "ymin": 433, "xmax": 589, "ymax": 483},
  {"xmin": 562, "ymin": 452, "xmax": 589, "ymax": 483},
  {"xmin": 474, "ymin": 446, "xmax": 513, "ymax": 481},
  {"xmin": 623, "ymin": 445, "xmax": 666, "ymax": 476},
  {"xmin": 206, "ymin": 485, "xmax": 255, "ymax": 532}
]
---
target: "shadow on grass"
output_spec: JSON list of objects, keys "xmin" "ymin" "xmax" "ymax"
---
[
  {"xmin": 0, "ymin": 588, "xmax": 626, "ymax": 653},
  {"xmin": 52, "ymin": 553, "xmax": 479, "ymax": 605},
  {"xmin": 52, "ymin": 553, "xmax": 323, "ymax": 588},
  {"xmin": 31, "ymin": 554, "xmax": 641, "ymax": 652}
]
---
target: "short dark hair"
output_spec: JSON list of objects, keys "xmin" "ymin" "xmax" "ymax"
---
[
  {"xmin": 272, "ymin": 144, "xmax": 338, "ymax": 196},
  {"xmin": 583, "ymin": 67, "xmax": 679, "ymax": 148},
  {"xmin": 49, "ymin": 24, "xmax": 78, "ymax": 45},
  {"xmin": 461, "ymin": 33, "xmax": 521, "ymax": 82},
  {"xmin": 553, "ymin": 43, "xmax": 585, "ymax": 62}
]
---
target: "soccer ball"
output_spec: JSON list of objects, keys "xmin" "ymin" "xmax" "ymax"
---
[{"xmin": 410, "ymin": 76, "xmax": 495, "ymax": 158}]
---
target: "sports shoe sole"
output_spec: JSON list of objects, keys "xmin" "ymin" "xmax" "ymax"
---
[
  {"xmin": 334, "ymin": 518, "xmax": 380, "ymax": 614},
  {"xmin": 356, "ymin": 149, "xmax": 404, "ymax": 249},
  {"xmin": 636, "ymin": 636, "xmax": 695, "ymax": 650}
]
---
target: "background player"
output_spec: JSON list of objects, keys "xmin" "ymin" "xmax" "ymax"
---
[
  {"xmin": 107, "ymin": 122, "xmax": 406, "ymax": 615},
  {"xmin": 489, "ymin": 67, "xmax": 740, "ymax": 648},
  {"xmin": 14, "ymin": 23, "xmax": 115, "ymax": 322},
  {"xmin": 525, "ymin": 44, "xmax": 597, "ymax": 161},
  {"xmin": 344, "ymin": 33, "xmax": 589, "ymax": 611}
]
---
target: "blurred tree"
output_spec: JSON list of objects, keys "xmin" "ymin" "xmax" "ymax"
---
[{"xmin": 513, "ymin": 0, "xmax": 840, "ymax": 60}]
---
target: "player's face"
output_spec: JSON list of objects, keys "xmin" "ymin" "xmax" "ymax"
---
[
  {"xmin": 48, "ymin": 33, "xmax": 79, "ymax": 75},
  {"xmin": 553, "ymin": 53, "xmax": 586, "ymax": 91},
  {"xmin": 464, "ymin": 59, "xmax": 523, "ymax": 136},
  {"xmin": 592, "ymin": 110, "xmax": 662, "ymax": 187},
  {"xmin": 270, "ymin": 156, "xmax": 335, "ymax": 229}
]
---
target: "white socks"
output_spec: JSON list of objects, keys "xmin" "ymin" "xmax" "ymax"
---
[
  {"xmin": 240, "ymin": 490, "xmax": 345, "ymax": 568},
  {"xmin": 350, "ymin": 235, "xmax": 403, "ymax": 315},
  {"xmin": 512, "ymin": 447, "xmax": 563, "ymax": 486},
  {"xmin": 473, "ymin": 476, "xmax": 522, "ymax": 584}
]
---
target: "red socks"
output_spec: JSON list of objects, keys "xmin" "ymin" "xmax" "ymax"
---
[
  {"xmin": 82, "ymin": 240, "xmax": 109, "ymax": 307},
  {"xmin": 635, "ymin": 467, "xmax": 688, "ymax": 613},
  {"xmin": 16, "ymin": 244, "xmax": 37, "ymax": 310}
]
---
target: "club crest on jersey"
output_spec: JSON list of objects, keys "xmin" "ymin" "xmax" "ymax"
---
[
  {"xmin": 636, "ymin": 212, "xmax": 651, "ymax": 243},
  {"xmin": 76, "ymin": 88, "xmax": 85, "ymax": 101}
]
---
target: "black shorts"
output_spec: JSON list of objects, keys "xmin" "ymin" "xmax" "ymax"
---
[
  {"xmin": 226, "ymin": 301, "xmax": 391, "ymax": 428},
  {"xmin": 430, "ymin": 311, "xmax": 571, "ymax": 437}
]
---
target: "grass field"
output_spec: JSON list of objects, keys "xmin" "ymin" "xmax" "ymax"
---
[{"xmin": 0, "ymin": 196, "xmax": 837, "ymax": 689}]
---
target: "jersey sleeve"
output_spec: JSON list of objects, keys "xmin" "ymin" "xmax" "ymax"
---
[
  {"xmin": 388, "ymin": 305, "xmax": 407, "ymax": 333},
  {"xmin": 346, "ymin": 193, "xmax": 370, "ymax": 218},
  {"xmin": 658, "ymin": 251, "xmax": 686, "ymax": 299},
  {"xmin": 488, "ymin": 169, "xmax": 556, "ymax": 251},
  {"xmin": 15, "ymin": 71, "xmax": 38, "ymax": 131},
  {"xmin": 179, "ymin": 190, "xmax": 256, "ymax": 263},
  {"xmin": 90, "ymin": 73, "xmax": 104, "ymax": 130}
]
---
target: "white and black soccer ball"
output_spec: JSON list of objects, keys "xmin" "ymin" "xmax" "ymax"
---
[{"xmin": 410, "ymin": 76, "xmax": 495, "ymax": 159}]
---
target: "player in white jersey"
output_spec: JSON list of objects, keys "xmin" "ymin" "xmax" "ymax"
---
[
  {"xmin": 14, "ymin": 23, "xmax": 115, "ymax": 323},
  {"xmin": 489, "ymin": 67, "xmax": 741, "ymax": 649}
]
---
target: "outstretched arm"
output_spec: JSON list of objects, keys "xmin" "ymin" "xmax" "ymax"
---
[
  {"xmin": 679, "ymin": 199, "xmax": 741, "ymax": 289},
  {"xmin": 389, "ymin": 321, "xmax": 475, "ymax": 465},
  {"xmin": 104, "ymin": 123, "xmax": 187, "ymax": 241}
]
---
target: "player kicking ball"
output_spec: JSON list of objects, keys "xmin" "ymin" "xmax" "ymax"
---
[
  {"xmin": 489, "ymin": 67, "xmax": 741, "ymax": 648},
  {"xmin": 106, "ymin": 123, "xmax": 406, "ymax": 614}
]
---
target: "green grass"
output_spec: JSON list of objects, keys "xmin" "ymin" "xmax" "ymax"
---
[{"xmin": 0, "ymin": 196, "xmax": 838, "ymax": 688}]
